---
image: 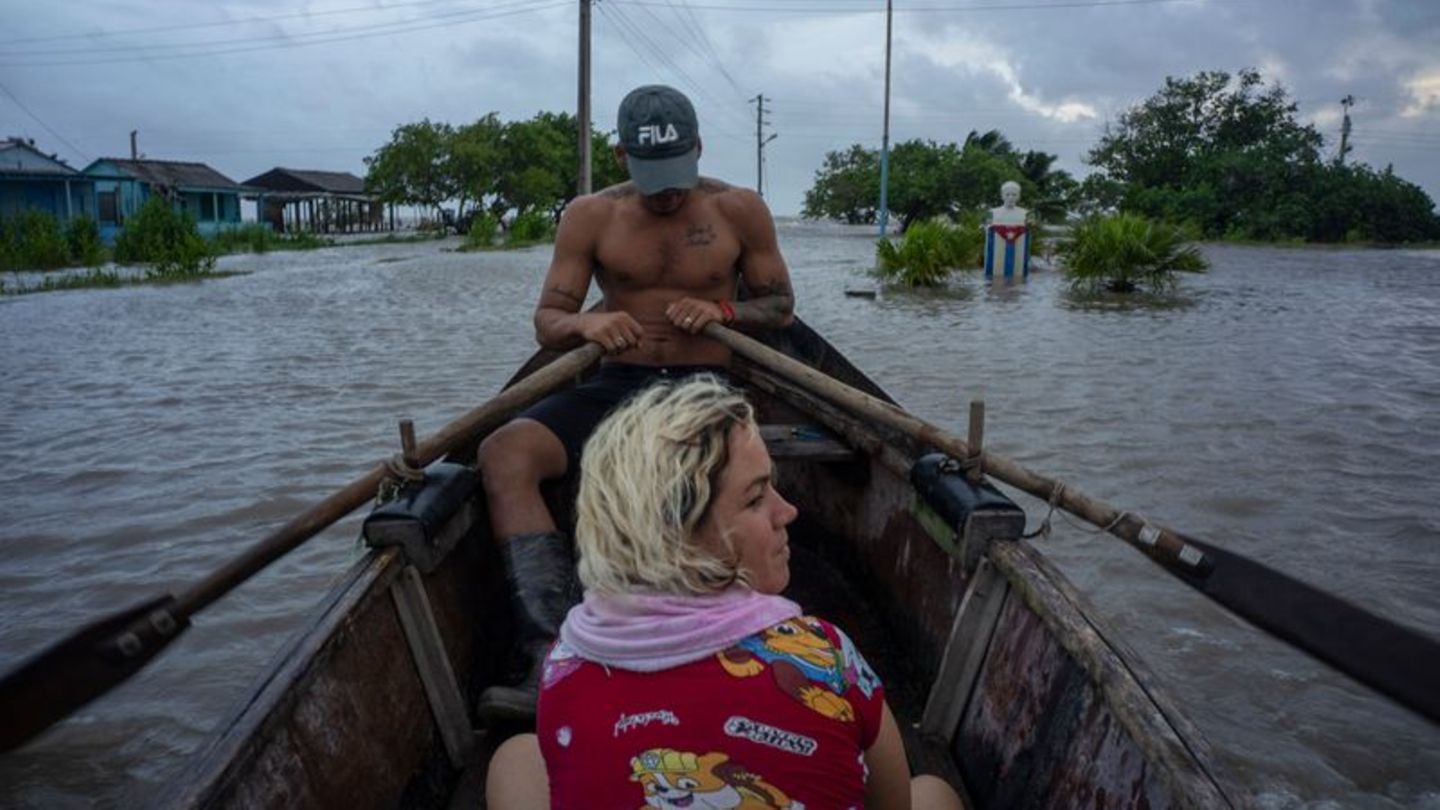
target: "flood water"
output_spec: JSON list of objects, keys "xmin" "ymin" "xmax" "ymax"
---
[{"xmin": 1, "ymin": 222, "xmax": 1437, "ymax": 808}]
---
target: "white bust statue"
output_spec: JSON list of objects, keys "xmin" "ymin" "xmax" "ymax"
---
[{"xmin": 989, "ymin": 181, "xmax": 1028, "ymax": 226}]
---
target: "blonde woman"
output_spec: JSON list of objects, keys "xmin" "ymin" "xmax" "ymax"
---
[{"xmin": 488, "ymin": 376, "xmax": 962, "ymax": 810}]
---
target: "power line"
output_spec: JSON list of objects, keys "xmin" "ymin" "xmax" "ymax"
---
[
  {"xmin": 633, "ymin": 1, "xmax": 747, "ymax": 100},
  {"xmin": 0, "ymin": 1, "xmax": 539, "ymax": 58},
  {"xmin": 671, "ymin": 0, "xmax": 741, "ymax": 90},
  {"xmin": 0, "ymin": 1, "xmax": 567, "ymax": 68},
  {"xmin": 608, "ymin": 0, "xmax": 1204, "ymax": 14},
  {"xmin": 0, "ymin": 0, "xmax": 493, "ymax": 46},
  {"xmin": 599, "ymin": 2, "xmax": 753, "ymax": 137},
  {"xmin": 0, "ymin": 79, "xmax": 90, "ymax": 164}
]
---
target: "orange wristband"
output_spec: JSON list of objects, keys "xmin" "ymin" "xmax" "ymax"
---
[{"xmin": 717, "ymin": 299, "xmax": 736, "ymax": 324}]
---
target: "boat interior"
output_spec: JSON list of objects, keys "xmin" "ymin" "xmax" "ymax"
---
[{"xmin": 157, "ymin": 325, "xmax": 1238, "ymax": 809}]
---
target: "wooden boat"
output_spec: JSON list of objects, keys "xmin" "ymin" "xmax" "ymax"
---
[{"xmin": 155, "ymin": 320, "xmax": 1241, "ymax": 809}]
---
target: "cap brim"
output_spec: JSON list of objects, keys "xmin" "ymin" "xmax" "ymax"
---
[{"xmin": 626, "ymin": 147, "xmax": 699, "ymax": 195}]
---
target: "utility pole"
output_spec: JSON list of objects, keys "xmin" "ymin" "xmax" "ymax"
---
[
  {"xmin": 1337, "ymin": 94, "xmax": 1355, "ymax": 167},
  {"xmin": 577, "ymin": 0, "xmax": 592, "ymax": 195},
  {"xmin": 751, "ymin": 94, "xmax": 777, "ymax": 198},
  {"xmin": 877, "ymin": 0, "xmax": 893, "ymax": 237}
]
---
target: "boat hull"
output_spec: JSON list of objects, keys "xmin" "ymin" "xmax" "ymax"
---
[{"xmin": 159, "ymin": 320, "xmax": 1238, "ymax": 809}]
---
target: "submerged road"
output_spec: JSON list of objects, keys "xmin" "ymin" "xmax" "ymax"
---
[{"xmin": 1, "ymin": 222, "xmax": 1437, "ymax": 808}]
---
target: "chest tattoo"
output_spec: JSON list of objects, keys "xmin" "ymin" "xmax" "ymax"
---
[{"xmin": 684, "ymin": 224, "xmax": 716, "ymax": 247}]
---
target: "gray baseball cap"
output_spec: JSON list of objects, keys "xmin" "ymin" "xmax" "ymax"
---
[{"xmin": 617, "ymin": 85, "xmax": 700, "ymax": 194}]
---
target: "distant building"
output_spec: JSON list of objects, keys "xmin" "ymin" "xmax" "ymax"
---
[
  {"xmin": 0, "ymin": 138, "xmax": 96, "ymax": 224},
  {"xmin": 242, "ymin": 168, "xmax": 388, "ymax": 234},
  {"xmin": 83, "ymin": 158, "xmax": 244, "ymax": 242}
]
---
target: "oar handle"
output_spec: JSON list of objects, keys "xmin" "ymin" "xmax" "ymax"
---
[
  {"xmin": 171, "ymin": 341, "xmax": 604, "ymax": 619},
  {"xmin": 704, "ymin": 323, "xmax": 1210, "ymax": 577}
]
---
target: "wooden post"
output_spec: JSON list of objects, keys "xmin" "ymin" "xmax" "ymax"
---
[
  {"xmin": 577, "ymin": 0, "xmax": 592, "ymax": 195},
  {"xmin": 389, "ymin": 566, "xmax": 476, "ymax": 767},
  {"xmin": 399, "ymin": 419, "xmax": 417, "ymax": 470},
  {"xmin": 967, "ymin": 400, "xmax": 985, "ymax": 483}
]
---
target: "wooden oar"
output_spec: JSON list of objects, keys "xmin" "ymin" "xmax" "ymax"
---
[
  {"xmin": 707, "ymin": 323, "xmax": 1440, "ymax": 725},
  {"xmin": 0, "ymin": 342, "xmax": 604, "ymax": 754}
]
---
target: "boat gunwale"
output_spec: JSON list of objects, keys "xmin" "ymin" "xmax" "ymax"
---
[
  {"xmin": 153, "ymin": 319, "xmax": 1240, "ymax": 809},
  {"xmin": 157, "ymin": 547, "xmax": 409, "ymax": 808},
  {"xmin": 989, "ymin": 540, "xmax": 1244, "ymax": 809},
  {"xmin": 737, "ymin": 351, "xmax": 1242, "ymax": 808}
]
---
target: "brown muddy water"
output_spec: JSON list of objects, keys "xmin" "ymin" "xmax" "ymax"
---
[{"xmin": 1, "ymin": 221, "xmax": 1437, "ymax": 808}]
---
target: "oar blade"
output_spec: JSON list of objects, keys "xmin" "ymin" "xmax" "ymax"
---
[
  {"xmin": 0, "ymin": 595, "xmax": 188, "ymax": 754},
  {"xmin": 1175, "ymin": 536, "xmax": 1440, "ymax": 725}
]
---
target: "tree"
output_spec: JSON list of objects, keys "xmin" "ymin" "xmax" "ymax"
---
[
  {"xmin": 1086, "ymin": 69, "xmax": 1324, "ymax": 237},
  {"xmin": 885, "ymin": 140, "xmax": 967, "ymax": 230},
  {"xmin": 449, "ymin": 114, "xmax": 505, "ymax": 219},
  {"xmin": 496, "ymin": 112, "xmax": 626, "ymax": 221},
  {"xmin": 1085, "ymin": 68, "xmax": 1438, "ymax": 241},
  {"xmin": 364, "ymin": 119, "xmax": 455, "ymax": 216},
  {"xmin": 803, "ymin": 135, "xmax": 1063, "ymax": 230},
  {"xmin": 802, "ymin": 145, "xmax": 879, "ymax": 225}
]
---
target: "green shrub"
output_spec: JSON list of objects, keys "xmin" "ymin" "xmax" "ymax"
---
[
  {"xmin": 1060, "ymin": 214, "xmax": 1207, "ymax": 294},
  {"xmin": 0, "ymin": 218, "xmax": 15, "ymax": 272},
  {"xmin": 64, "ymin": 216, "xmax": 106, "ymax": 266},
  {"xmin": 12, "ymin": 210, "xmax": 71, "ymax": 269},
  {"xmin": 115, "ymin": 196, "xmax": 216, "ymax": 275},
  {"xmin": 463, "ymin": 211, "xmax": 500, "ymax": 249},
  {"xmin": 212, "ymin": 224, "xmax": 276, "ymax": 254},
  {"xmin": 875, "ymin": 215, "xmax": 984, "ymax": 287},
  {"xmin": 507, "ymin": 209, "xmax": 555, "ymax": 246}
]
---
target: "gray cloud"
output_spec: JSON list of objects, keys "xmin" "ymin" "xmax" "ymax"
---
[{"xmin": 2, "ymin": 0, "xmax": 1436, "ymax": 215}]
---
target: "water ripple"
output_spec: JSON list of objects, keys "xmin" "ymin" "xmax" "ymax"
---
[{"xmin": 1, "ymin": 230, "xmax": 1437, "ymax": 807}]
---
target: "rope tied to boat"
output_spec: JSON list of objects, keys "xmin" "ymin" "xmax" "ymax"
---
[
  {"xmin": 375, "ymin": 452, "xmax": 426, "ymax": 505},
  {"xmin": 1022, "ymin": 482, "xmax": 1065, "ymax": 539},
  {"xmin": 1023, "ymin": 482, "xmax": 1129, "ymax": 540}
]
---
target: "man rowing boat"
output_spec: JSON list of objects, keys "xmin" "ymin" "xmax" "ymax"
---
[{"xmin": 475, "ymin": 84, "xmax": 796, "ymax": 720}]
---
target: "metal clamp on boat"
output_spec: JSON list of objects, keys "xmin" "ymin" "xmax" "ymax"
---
[
  {"xmin": 364, "ymin": 462, "xmax": 479, "ymax": 574},
  {"xmin": 910, "ymin": 453, "xmax": 1026, "ymax": 572}
]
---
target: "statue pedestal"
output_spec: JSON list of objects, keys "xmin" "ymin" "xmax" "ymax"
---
[{"xmin": 984, "ymin": 223, "xmax": 1030, "ymax": 282}]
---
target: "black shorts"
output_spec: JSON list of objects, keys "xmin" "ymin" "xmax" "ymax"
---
[{"xmin": 517, "ymin": 363, "xmax": 730, "ymax": 468}]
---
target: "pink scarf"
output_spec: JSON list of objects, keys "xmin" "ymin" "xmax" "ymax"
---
[{"xmin": 559, "ymin": 588, "xmax": 801, "ymax": 672}]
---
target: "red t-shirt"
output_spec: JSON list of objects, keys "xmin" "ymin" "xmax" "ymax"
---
[{"xmin": 537, "ymin": 615, "xmax": 885, "ymax": 810}]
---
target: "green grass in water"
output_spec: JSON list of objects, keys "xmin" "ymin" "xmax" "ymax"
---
[
  {"xmin": 875, "ymin": 215, "xmax": 984, "ymax": 287},
  {"xmin": 1060, "ymin": 214, "xmax": 1207, "ymax": 294}
]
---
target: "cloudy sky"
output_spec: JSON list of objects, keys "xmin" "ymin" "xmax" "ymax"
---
[{"xmin": 3, "ymin": 0, "xmax": 1438, "ymax": 217}]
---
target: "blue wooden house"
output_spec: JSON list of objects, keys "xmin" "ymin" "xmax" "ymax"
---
[
  {"xmin": 83, "ymin": 157, "xmax": 244, "ymax": 241},
  {"xmin": 0, "ymin": 138, "xmax": 96, "ymax": 224}
]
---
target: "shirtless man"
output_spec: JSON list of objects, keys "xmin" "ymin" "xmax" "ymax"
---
[{"xmin": 475, "ymin": 85, "xmax": 794, "ymax": 720}]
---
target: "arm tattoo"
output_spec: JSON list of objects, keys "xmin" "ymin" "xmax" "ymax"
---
[
  {"xmin": 540, "ymin": 285, "xmax": 585, "ymax": 312},
  {"xmin": 751, "ymin": 280, "xmax": 792, "ymax": 299},
  {"xmin": 735, "ymin": 279, "xmax": 795, "ymax": 328},
  {"xmin": 547, "ymin": 285, "xmax": 583, "ymax": 304}
]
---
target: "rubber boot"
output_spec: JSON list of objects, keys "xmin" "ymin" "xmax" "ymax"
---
[{"xmin": 477, "ymin": 531, "xmax": 579, "ymax": 724}]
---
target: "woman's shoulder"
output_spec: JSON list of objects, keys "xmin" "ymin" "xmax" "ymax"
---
[{"xmin": 721, "ymin": 615, "xmax": 883, "ymax": 700}]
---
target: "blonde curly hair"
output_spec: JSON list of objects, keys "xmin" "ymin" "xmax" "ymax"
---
[{"xmin": 574, "ymin": 375, "xmax": 755, "ymax": 596}]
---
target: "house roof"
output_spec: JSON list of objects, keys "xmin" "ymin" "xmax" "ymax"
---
[
  {"xmin": 1, "ymin": 139, "xmax": 81, "ymax": 177},
  {"xmin": 95, "ymin": 158, "xmax": 242, "ymax": 190},
  {"xmin": 242, "ymin": 167, "xmax": 369, "ymax": 194}
]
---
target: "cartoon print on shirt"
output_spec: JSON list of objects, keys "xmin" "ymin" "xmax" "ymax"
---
[
  {"xmin": 542, "ymin": 640, "xmax": 584, "ymax": 688},
  {"xmin": 717, "ymin": 617, "xmax": 859, "ymax": 722},
  {"xmin": 834, "ymin": 624, "xmax": 881, "ymax": 699},
  {"xmin": 629, "ymin": 748, "xmax": 803, "ymax": 810}
]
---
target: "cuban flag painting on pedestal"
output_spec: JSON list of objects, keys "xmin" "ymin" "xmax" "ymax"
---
[{"xmin": 984, "ymin": 224, "xmax": 1030, "ymax": 283}]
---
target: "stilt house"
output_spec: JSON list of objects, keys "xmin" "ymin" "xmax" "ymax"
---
[{"xmin": 242, "ymin": 168, "xmax": 387, "ymax": 234}]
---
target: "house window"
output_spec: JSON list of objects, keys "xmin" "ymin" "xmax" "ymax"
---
[
  {"xmin": 98, "ymin": 191, "xmax": 119, "ymax": 224},
  {"xmin": 199, "ymin": 194, "xmax": 216, "ymax": 221}
]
